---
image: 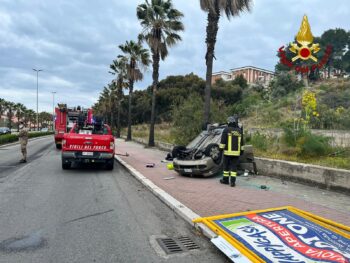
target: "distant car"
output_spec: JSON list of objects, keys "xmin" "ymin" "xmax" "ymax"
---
[
  {"xmin": 41, "ymin": 128, "xmax": 49, "ymax": 132},
  {"xmin": 171, "ymin": 124, "xmax": 257, "ymax": 177},
  {"xmin": 0, "ymin": 127, "xmax": 11, "ymax": 135}
]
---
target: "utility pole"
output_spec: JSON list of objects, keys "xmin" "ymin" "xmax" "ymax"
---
[
  {"xmin": 33, "ymin": 69, "xmax": 43, "ymax": 131},
  {"xmin": 52, "ymin": 91, "xmax": 56, "ymax": 131}
]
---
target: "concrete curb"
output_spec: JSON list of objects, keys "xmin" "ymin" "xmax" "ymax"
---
[{"xmin": 114, "ymin": 155, "xmax": 217, "ymax": 240}]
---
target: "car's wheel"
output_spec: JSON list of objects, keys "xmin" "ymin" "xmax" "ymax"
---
[
  {"xmin": 204, "ymin": 143, "xmax": 222, "ymax": 164},
  {"xmin": 105, "ymin": 159, "xmax": 114, "ymax": 170},
  {"xmin": 171, "ymin": 146, "xmax": 186, "ymax": 159},
  {"xmin": 62, "ymin": 158, "xmax": 71, "ymax": 170},
  {"xmin": 56, "ymin": 144, "xmax": 62, "ymax": 149}
]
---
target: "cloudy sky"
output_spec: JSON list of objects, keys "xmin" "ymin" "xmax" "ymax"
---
[{"xmin": 0, "ymin": 0, "xmax": 349, "ymax": 112}]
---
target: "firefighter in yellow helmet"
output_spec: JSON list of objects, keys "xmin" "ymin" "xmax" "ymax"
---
[{"xmin": 219, "ymin": 116, "xmax": 243, "ymax": 187}]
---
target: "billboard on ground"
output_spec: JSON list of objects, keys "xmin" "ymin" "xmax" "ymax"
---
[{"xmin": 194, "ymin": 206, "xmax": 350, "ymax": 263}]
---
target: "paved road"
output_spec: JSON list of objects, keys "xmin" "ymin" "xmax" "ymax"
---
[
  {"xmin": 0, "ymin": 137, "xmax": 228, "ymax": 263},
  {"xmin": 0, "ymin": 136, "xmax": 53, "ymax": 177}
]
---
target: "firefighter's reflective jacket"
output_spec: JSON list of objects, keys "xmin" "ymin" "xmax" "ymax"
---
[{"xmin": 219, "ymin": 126, "xmax": 243, "ymax": 156}]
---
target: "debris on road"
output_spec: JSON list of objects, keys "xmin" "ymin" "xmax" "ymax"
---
[
  {"xmin": 166, "ymin": 163, "xmax": 174, "ymax": 170},
  {"xmin": 163, "ymin": 177, "xmax": 175, "ymax": 180},
  {"xmin": 165, "ymin": 153, "xmax": 173, "ymax": 161},
  {"xmin": 115, "ymin": 152, "xmax": 129, "ymax": 157},
  {"xmin": 146, "ymin": 163, "xmax": 155, "ymax": 168},
  {"xmin": 260, "ymin": 185, "xmax": 269, "ymax": 190}
]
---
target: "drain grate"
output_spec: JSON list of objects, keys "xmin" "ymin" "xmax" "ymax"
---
[
  {"xmin": 156, "ymin": 236, "xmax": 200, "ymax": 255},
  {"xmin": 178, "ymin": 236, "xmax": 200, "ymax": 250}
]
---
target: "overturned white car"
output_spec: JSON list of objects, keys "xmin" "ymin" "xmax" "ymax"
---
[{"xmin": 171, "ymin": 124, "xmax": 257, "ymax": 177}]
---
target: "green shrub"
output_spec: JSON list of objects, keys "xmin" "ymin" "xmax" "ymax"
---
[
  {"xmin": 230, "ymin": 94, "xmax": 262, "ymax": 117},
  {"xmin": 28, "ymin": 132, "xmax": 54, "ymax": 138},
  {"xmin": 211, "ymin": 84, "xmax": 242, "ymax": 106},
  {"xmin": 282, "ymin": 125, "xmax": 331, "ymax": 157},
  {"xmin": 270, "ymin": 72, "xmax": 303, "ymax": 98},
  {"xmin": 261, "ymin": 108, "xmax": 281, "ymax": 126},
  {"xmin": 0, "ymin": 132, "xmax": 53, "ymax": 146},
  {"xmin": 299, "ymin": 133, "xmax": 331, "ymax": 157},
  {"xmin": 171, "ymin": 96, "xmax": 227, "ymax": 145},
  {"xmin": 282, "ymin": 125, "xmax": 307, "ymax": 147},
  {"xmin": 249, "ymin": 132, "xmax": 269, "ymax": 151},
  {"xmin": 0, "ymin": 134, "xmax": 18, "ymax": 144},
  {"xmin": 171, "ymin": 96, "xmax": 204, "ymax": 145}
]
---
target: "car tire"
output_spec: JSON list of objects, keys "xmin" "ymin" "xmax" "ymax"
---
[
  {"xmin": 106, "ymin": 159, "xmax": 114, "ymax": 170},
  {"xmin": 171, "ymin": 146, "xmax": 186, "ymax": 159},
  {"xmin": 204, "ymin": 143, "xmax": 222, "ymax": 164},
  {"xmin": 56, "ymin": 144, "xmax": 62, "ymax": 149},
  {"xmin": 62, "ymin": 158, "xmax": 71, "ymax": 170}
]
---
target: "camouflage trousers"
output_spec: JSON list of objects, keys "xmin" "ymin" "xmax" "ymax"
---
[{"xmin": 20, "ymin": 140, "xmax": 28, "ymax": 160}]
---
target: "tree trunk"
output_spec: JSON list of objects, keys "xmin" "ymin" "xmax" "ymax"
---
[
  {"xmin": 127, "ymin": 79, "xmax": 134, "ymax": 141},
  {"xmin": 148, "ymin": 51, "xmax": 160, "ymax": 147},
  {"xmin": 110, "ymin": 101, "xmax": 115, "ymax": 131},
  {"xmin": 302, "ymin": 73, "xmax": 309, "ymax": 87},
  {"xmin": 7, "ymin": 111, "xmax": 12, "ymax": 130},
  {"xmin": 327, "ymin": 55, "xmax": 333, "ymax": 79},
  {"xmin": 116, "ymin": 100, "xmax": 121, "ymax": 138},
  {"xmin": 203, "ymin": 7, "xmax": 220, "ymax": 125}
]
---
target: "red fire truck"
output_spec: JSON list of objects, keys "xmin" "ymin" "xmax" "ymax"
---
[
  {"xmin": 54, "ymin": 104, "xmax": 93, "ymax": 149},
  {"xmin": 61, "ymin": 117, "xmax": 115, "ymax": 170}
]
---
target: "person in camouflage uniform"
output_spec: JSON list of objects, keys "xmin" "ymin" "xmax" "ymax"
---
[{"xmin": 18, "ymin": 121, "xmax": 29, "ymax": 163}]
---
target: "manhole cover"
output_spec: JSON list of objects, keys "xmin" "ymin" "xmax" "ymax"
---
[{"xmin": 156, "ymin": 236, "xmax": 200, "ymax": 255}]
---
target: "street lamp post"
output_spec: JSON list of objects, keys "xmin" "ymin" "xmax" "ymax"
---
[
  {"xmin": 51, "ymin": 91, "xmax": 56, "ymax": 131},
  {"xmin": 33, "ymin": 68, "xmax": 43, "ymax": 131}
]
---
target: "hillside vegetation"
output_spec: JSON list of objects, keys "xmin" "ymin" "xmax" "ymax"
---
[{"xmin": 121, "ymin": 76, "xmax": 350, "ymax": 170}]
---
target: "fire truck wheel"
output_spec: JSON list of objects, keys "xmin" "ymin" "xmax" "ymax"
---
[
  {"xmin": 62, "ymin": 159, "xmax": 71, "ymax": 170},
  {"xmin": 105, "ymin": 159, "xmax": 114, "ymax": 170},
  {"xmin": 56, "ymin": 144, "xmax": 62, "ymax": 149}
]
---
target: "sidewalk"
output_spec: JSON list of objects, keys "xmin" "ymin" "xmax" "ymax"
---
[{"xmin": 115, "ymin": 139, "xmax": 350, "ymax": 226}]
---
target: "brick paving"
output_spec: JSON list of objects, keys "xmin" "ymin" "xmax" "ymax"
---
[{"xmin": 116, "ymin": 139, "xmax": 350, "ymax": 226}]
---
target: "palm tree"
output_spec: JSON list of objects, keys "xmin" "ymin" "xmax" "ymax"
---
[
  {"xmin": 110, "ymin": 57, "xmax": 128, "ymax": 137},
  {"xmin": 137, "ymin": 0, "xmax": 184, "ymax": 147},
  {"xmin": 118, "ymin": 40, "xmax": 151, "ymax": 141},
  {"xmin": 99, "ymin": 86, "xmax": 111, "ymax": 124},
  {"xmin": 26, "ymin": 109, "xmax": 36, "ymax": 131},
  {"xmin": 0, "ymin": 98, "xmax": 6, "ymax": 126},
  {"xmin": 15, "ymin": 103, "xmax": 27, "ymax": 131},
  {"xmin": 200, "ymin": 0, "xmax": 251, "ymax": 124},
  {"xmin": 108, "ymin": 83, "xmax": 117, "ymax": 130},
  {"xmin": 38, "ymin": 112, "xmax": 52, "ymax": 129},
  {"xmin": 5, "ymin": 101, "xmax": 15, "ymax": 130}
]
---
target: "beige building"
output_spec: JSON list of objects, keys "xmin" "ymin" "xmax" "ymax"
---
[{"xmin": 212, "ymin": 66, "xmax": 275, "ymax": 86}]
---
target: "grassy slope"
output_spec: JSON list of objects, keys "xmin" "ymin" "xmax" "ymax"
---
[
  {"xmin": 121, "ymin": 79, "xmax": 350, "ymax": 170},
  {"xmin": 122, "ymin": 123, "xmax": 350, "ymax": 170}
]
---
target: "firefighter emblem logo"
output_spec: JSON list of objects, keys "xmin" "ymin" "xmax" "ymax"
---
[
  {"xmin": 278, "ymin": 15, "xmax": 332, "ymax": 74},
  {"xmin": 289, "ymin": 15, "xmax": 320, "ymax": 62}
]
